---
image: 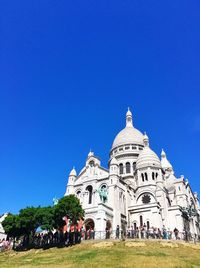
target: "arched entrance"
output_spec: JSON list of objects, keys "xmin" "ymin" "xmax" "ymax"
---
[
  {"xmin": 84, "ymin": 218, "xmax": 95, "ymax": 231},
  {"xmin": 84, "ymin": 218, "xmax": 95, "ymax": 240},
  {"xmin": 106, "ymin": 220, "xmax": 112, "ymax": 230},
  {"xmin": 105, "ymin": 220, "xmax": 112, "ymax": 239}
]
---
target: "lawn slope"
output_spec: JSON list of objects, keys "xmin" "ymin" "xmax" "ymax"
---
[{"xmin": 0, "ymin": 240, "xmax": 200, "ymax": 268}]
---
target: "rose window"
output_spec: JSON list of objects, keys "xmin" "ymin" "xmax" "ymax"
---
[{"xmin": 142, "ymin": 194, "xmax": 151, "ymax": 204}]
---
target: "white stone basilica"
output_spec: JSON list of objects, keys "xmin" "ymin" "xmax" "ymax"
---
[{"xmin": 65, "ymin": 109, "xmax": 200, "ymax": 237}]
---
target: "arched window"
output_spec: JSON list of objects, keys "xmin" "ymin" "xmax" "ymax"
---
[
  {"xmin": 145, "ymin": 173, "xmax": 148, "ymax": 181},
  {"xmin": 152, "ymin": 172, "xmax": 155, "ymax": 180},
  {"xmin": 76, "ymin": 190, "xmax": 81, "ymax": 199},
  {"xmin": 119, "ymin": 163, "xmax": 123, "ymax": 174},
  {"xmin": 141, "ymin": 173, "xmax": 144, "ymax": 182},
  {"xmin": 86, "ymin": 185, "xmax": 93, "ymax": 204},
  {"xmin": 123, "ymin": 195, "xmax": 126, "ymax": 214},
  {"xmin": 133, "ymin": 162, "xmax": 136, "ymax": 171},
  {"xmin": 89, "ymin": 160, "xmax": 94, "ymax": 167},
  {"xmin": 147, "ymin": 221, "xmax": 150, "ymax": 229},
  {"xmin": 126, "ymin": 162, "xmax": 131, "ymax": 173},
  {"xmin": 156, "ymin": 173, "xmax": 158, "ymax": 178},
  {"xmin": 140, "ymin": 215, "xmax": 143, "ymax": 227}
]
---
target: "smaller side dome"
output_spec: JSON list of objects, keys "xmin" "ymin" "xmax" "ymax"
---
[
  {"xmin": 110, "ymin": 157, "xmax": 118, "ymax": 166},
  {"xmin": 161, "ymin": 149, "xmax": 173, "ymax": 170},
  {"xmin": 69, "ymin": 167, "xmax": 77, "ymax": 176},
  {"xmin": 136, "ymin": 134, "xmax": 161, "ymax": 169}
]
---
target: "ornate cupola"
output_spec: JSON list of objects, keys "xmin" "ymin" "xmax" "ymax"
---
[
  {"xmin": 69, "ymin": 167, "xmax": 77, "ymax": 177},
  {"xmin": 109, "ymin": 157, "xmax": 118, "ymax": 174},
  {"xmin": 110, "ymin": 108, "xmax": 144, "ymax": 162},
  {"xmin": 109, "ymin": 157, "xmax": 119, "ymax": 185}
]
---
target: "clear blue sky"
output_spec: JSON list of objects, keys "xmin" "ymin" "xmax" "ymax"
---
[{"xmin": 1, "ymin": 1, "xmax": 200, "ymax": 214}]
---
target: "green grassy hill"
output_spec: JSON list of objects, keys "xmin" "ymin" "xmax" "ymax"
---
[{"xmin": 0, "ymin": 240, "xmax": 200, "ymax": 268}]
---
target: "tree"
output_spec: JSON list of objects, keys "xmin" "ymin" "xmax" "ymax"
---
[
  {"xmin": 3, "ymin": 195, "xmax": 84, "ymax": 250},
  {"xmin": 2, "ymin": 214, "xmax": 22, "ymax": 239},
  {"xmin": 53, "ymin": 195, "xmax": 84, "ymax": 229},
  {"xmin": 36, "ymin": 206, "xmax": 54, "ymax": 231},
  {"xmin": 18, "ymin": 207, "xmax": 40, "ymax": 236},
  {"xmin": 2, "ymin": 214, "xmax": 24, "ymax": 248}
]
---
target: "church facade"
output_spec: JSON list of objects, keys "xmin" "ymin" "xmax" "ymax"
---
[{"xmin": 65, "ymin": 109, "xmax": 200, "ymax": 237}]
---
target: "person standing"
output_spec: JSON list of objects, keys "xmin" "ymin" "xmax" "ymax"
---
[
  {"xmin": 174, "ymin": 228, "xmax": 179, "ymax": 240},
  {"xmin": 116, "ymin": 225, "xmax": 120, "ymax": 239}
]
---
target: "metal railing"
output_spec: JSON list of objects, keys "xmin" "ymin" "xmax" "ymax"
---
[
  {"xmin": 1, "ymin": 229, "xmax": 199, "ymax": 252},
  {"xmin": 81, "ymin": 229, "xmax": 200, "ymax": 243}
]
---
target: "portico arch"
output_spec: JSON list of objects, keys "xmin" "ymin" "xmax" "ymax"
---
[{"xmin": 84, "ymin": 218, "xmax": 95, "ymax": 231}]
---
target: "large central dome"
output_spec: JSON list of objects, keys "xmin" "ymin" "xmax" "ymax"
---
[
  {"xmin": 112, "ymin": 127, "xmax": 144, "ymax": 148},
  {"xmin": 112, "ymin": 109, "xmax": 144, "ymax": 149}
]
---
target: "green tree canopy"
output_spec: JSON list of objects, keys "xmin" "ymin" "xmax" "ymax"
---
[
  {"xmin": 2, "ymin": 195, "xmax": 84, "ymax": 239},
  {"xmin": 18, "ymin": 206, "xmax": 40, "ymax": 235},
  {"xmin": 53, "ymin": 195, "xmax": 84, "ymax": 229},
  {"xmin": 36, "ymin": 206, "xmax": 54, "ymax": 231},
  {"xmin": 2, "ymin": 214, "xmax": 23, "ymax": 239}
]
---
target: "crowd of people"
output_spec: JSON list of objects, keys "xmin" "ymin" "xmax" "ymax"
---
[
  {"xmin": 0, "ymin": 228, "xmax": 84, "ymax": 251},
  {"xmin": 15, "ymin": 229, "xmax": 82, "ymax": 251},
  {"xmin": 0, "ymin": 224, "xmax": 199, "ymax": 252},
  {"xmin": 80, "ymin": 224, "xmax": 197, "ymax": 242},
  {"xmin": 91, "ymin": 224, "xmax": 199, "ymax": 242},
  {"xmin": 125, "ymin": 225, "xmax": 176, "ymax": 240},
  {"xmin": 84, "ymin": 228, "xmax": 95, "ymax": 240},
  {"xmin": 116, "ymin": 224, "xmax": 199, "ymax": 242}
]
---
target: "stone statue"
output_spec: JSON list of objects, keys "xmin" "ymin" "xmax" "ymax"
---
[
  {"xmin": 97, "ymin": 187, "xmax": 108, "ymax": 203},
  {"xmin": 53, "ymin": 197, "xmax": 59, "ymax": 206}
]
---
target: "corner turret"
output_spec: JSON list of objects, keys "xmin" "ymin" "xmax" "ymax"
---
[{"xmin": 65, "ymin": 167, "xmax": 76, "ymax": 195}]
